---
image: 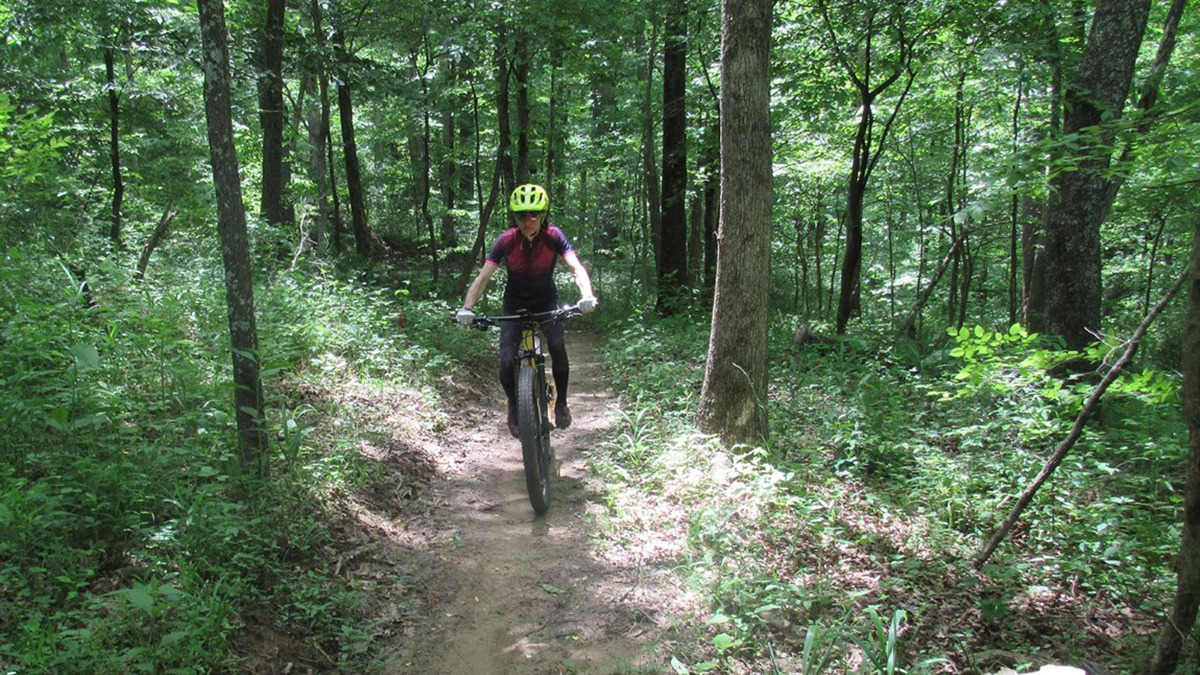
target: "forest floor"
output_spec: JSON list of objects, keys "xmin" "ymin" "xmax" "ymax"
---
[{"xmin": 298, "ymin": 329, "xmax": 697, "ymax": 674}]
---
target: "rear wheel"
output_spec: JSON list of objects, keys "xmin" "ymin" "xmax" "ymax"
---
[{"xmin": 517, "ymin": 363, "xmax": 551, "ymax": 513}]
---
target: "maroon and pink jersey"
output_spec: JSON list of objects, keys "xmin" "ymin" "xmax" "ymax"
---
[{"xmin": 485, "ymin": 224, "xmax": 575, "ymax": 311}]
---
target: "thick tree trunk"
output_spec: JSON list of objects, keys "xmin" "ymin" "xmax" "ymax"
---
[
  {"xmin": 1042, "ymin": 0, "xmax": 1151, "ymax": 350},
  {"xmin": 1149, "ymin": 209, "xmax": 1200, "ymax": 675},
  {"xmin": 697, "ymin": 0, "xmax": 774, "ymax": 446},
  {"xmin": 258, "ymin": 0, "xmax": 288, "ymax": 229},
  {"xmin": 196, "ymin": 0, "xmax": 268, "ymax": 476},
  {"xmin": 105, "ymin": 46, "xmax": 123, "ymax": 247},
  {"xmin": 332, "ymin": 23, "xmax": 373, "ymax": 256},
  {"xmin": 658, "ymin": 0, "xmax": 689, "ymax": 313}
]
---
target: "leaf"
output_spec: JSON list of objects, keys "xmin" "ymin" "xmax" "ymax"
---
[
  {"xmin": 541, "ymin": 583, "xmax": 565, "ymax": 595},
  {"xmin": 712, "ymin": 632, "xmax": 740, "ymax": 650},
  {"xmin": 124, "ymin": 586, "xmax": 155, "ymax": 613},
  {"xmin": 159, "ymin": 630, "xmax": 189, "ymax": 647},
  {"xmin": 706, "ymin": 612, "xmax": 731, "ymax": 625},
  {"xmin": 70, "ymin": 344, "xmax": 101, "ymax": 370},
  {"xmin": 670, "ymin": 656, "xmax": 690, "ymax": 674}
]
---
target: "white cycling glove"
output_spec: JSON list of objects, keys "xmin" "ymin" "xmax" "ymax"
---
[
  {"xmin": 578, "ymin": 296, "xmax": 598, "ymax": 313},
  {"xmin": 455, "ymin": 307, "xmax": 476, "ymax": 326}
]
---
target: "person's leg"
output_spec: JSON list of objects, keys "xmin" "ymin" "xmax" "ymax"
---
[
  {"xmin": 544, "ymin": 320, "xmax": 571, "ymax": 428},
  {"xmin": 499, "ymin": 322, "xmax": 519, "ymax": 437}
]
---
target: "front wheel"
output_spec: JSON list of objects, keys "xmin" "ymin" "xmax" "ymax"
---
[{"xmin": 517, "ymin": 363, "xmax": 551, "ymax": 513}]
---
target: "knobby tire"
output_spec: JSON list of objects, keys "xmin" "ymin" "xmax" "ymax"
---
[{"xmin": 517, "ymin": 363, "xmax": 551, "ymax": 513}]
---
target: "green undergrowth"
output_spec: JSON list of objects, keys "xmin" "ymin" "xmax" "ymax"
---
[
  {"xmin": 590, "ymin": 307, "xmax": 1188, "ymax": 674},
  {"xmin": 0, "ymin": 245, "xmax": 471, "ymax": 673}
]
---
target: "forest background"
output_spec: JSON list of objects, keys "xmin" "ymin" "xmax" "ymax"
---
[{"xmin": 1, "ymin": 0, "xmax": 1199, "ymax": 672}]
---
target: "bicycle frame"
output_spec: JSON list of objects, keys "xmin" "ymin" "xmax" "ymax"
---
[{"xmin": 519, "ymin": 323, "xmax": 556, "ymax": 422}]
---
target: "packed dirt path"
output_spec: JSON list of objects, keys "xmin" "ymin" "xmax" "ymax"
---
[{"xmin": 375, "ymin": 329, "xmax": 687, "ymax": 674}]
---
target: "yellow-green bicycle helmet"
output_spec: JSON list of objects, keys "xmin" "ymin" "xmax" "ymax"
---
[{"xmin": 509, "ymin": 184, "xmax": 549, "ymax": 212}]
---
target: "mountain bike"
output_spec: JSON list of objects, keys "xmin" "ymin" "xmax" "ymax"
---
[{"xmin": 466, "ymin": 305, "xmax": 581, "ymax": 513}]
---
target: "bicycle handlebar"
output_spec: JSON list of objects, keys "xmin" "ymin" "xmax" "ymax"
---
[{"xmin": 452, "ymin": 305, "xmax": 582, "ymax": 331}]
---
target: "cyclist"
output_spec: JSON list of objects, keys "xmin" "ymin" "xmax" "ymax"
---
[{"xmin": 456, "ymin": 184, "xmax": 598, "ymax": 438}]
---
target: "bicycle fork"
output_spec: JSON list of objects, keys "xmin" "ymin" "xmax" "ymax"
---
[{"xmin": 520, "ymin": 328, "xmax": 553, "ymax": 435}]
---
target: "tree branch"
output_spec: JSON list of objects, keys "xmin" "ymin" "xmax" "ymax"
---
[{"xmin": 975, "ymin": 269, "xmax": 1189, "ymax": 568}]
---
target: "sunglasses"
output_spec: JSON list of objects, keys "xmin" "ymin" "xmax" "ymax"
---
[{"xmin": 517, "ymin": 212, "xmax": 544, "ymax": 220}]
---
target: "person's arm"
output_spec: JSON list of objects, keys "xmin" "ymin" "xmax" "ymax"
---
[
  {"xmin": 463, "ymin": 262, "xmax": 499, "ymax": 309},
  {"xmin": 563, "ymin": 251, "xmax": 596, "ymax": 311}
]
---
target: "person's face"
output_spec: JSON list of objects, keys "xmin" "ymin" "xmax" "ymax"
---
[{"xmin": 516, "ymin": 211, "xmax": 545, "ymax": 240}]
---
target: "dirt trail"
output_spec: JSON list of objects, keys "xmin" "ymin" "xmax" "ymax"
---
[{"xmin": 373, "ymin": 329, "xmax": 683, "ymax": 674}]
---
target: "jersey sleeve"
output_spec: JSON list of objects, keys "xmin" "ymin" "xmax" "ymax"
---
[
  {"xmin": 485, "ymin": 231, "xmax": 512, "ymax": 265},
  {"xmin": 546, "ymin": 226, "xmax": 575, "ymax": 257}
]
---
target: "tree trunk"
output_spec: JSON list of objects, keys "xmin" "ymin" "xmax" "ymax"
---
[
  {"xmin": 689, "ymin": 195, "xmax": 704, "ymax": 287},
  {"xmin": 702, "ymin": 121, "xmax": 719, "ymax": 292},
  {"xmin": 332, "ymin": 20, "xmax": 373, "ymax": 256},
  {"xmin": 697, "ymin": 0, "xmax": 773, "ymax": 447},
  {"xmin": 546, "ymin": 44, "xmax": 564, "ymax": 202},
  {"xmin": 411, "ymin": 40, "xmax": 437, "ymax": 280},
  {"xmin": 135, "ymin": 202, "xmax": 177, "ymax": 282},
  {"xmin": 440, "ymin": 57, "xmax": 458, "ymax": 249},
  {"xmin": 514, "ymin": 32, "xmax": 531, "ymax": 184},
  {"xmin": 945, "ymin": 68, "xmax": 967, "ymax": 325},
  {"xmin": 901, "ymin": 227, "xmax": 969, "ymax": 339},
  {"xmin": 196, "ymin": 0, "xmax": 268, "ymax": 477},
  {"xmin": 456, "ymin": 74, "xmax": 503, "ymax": 296},
  {"xmin": 1009, "ymin": 70, "xmax": 1023, "ymax": 326},
  {"xmin": 825, "ymin": 4, "xmax": 917, "ymax": 334},
  {"xmin": 1144, "ymin": 213, "xmax": 1168, "ymax": 317},
  {"xmin": 494, "ymin": 26, "xmax": 515, "ymax": 201},
  {"xmin": 258, "ymin": 0, "xmax": 288, "ymax": 229},
  {"xmin": 1104, "ymin": 0, "xmax": 1186, "ymax": 211},
  {"xmin": 307, "ymin": 0, "xmax": 331, "ymax": 249},
  {"xmin": 639, "ymin": 20, "xmax": 663, "ymax": 281},
  {"xmin": 658, "ymin": 0, "xmax": 689, "ymax": 314},
  {"xmin": 1024, "ymin": 0, "xmax": 1063, "ymax": 331},
  {"xmin": 326, "ymin": 110, "xmax": 344, "ymax": 254},
  {"xmin": 591, "ymin": 79, "xmax": 620, "ymax": 251},
  {"xmin": 1042, "ymin": 0, "xmax": 1151, "ymax": 350},
  {"xmin": 814, "ymin": 190, "xmax": 825, "ymax": 317},
  {"xmin": 1148, "ymin": 208, "xmax": 1200, "ymax": 675},
  {"xmin": 105, "ymin": 46, "xmax": 124, "ymax": 247}
]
